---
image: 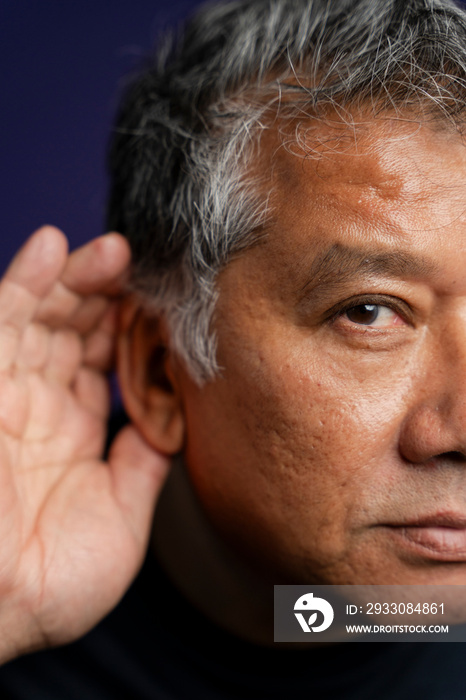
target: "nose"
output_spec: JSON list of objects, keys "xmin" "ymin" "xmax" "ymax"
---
[
  {"xmin": 399, "ymin": 405, "xmax": 466, "ymax": 464},
  {"xmin": 399, "ymin": 329, "xmax": 466, "ymax": 465}
]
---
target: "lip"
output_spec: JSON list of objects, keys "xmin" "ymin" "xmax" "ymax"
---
[{"xmin": 383, "ymin": 514, "xmax": 466, "ymax": 561}]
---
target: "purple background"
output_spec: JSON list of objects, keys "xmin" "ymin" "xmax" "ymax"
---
[{"xmin": 0, "ymin": 0, "xmax": 203, "ymax": 271}]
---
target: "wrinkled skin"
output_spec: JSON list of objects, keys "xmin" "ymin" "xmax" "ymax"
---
[{"xmin": 175, "ymin": 117, "xmax": 466, "ymax": 587}]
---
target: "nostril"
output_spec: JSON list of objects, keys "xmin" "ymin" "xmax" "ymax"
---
[{"xmin": 438, "ymin": 451, "xmax": 466, "ymax": 464}]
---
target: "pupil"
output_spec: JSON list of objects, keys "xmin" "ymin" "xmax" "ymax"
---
[{"xmin": 346, "ymin": 304, "xmax": 378, "ymax": 325}]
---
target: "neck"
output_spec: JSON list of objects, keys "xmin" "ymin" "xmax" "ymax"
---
[{"xmin": 151, "ymin": 456, "xmax": 275, "ymax": 645}]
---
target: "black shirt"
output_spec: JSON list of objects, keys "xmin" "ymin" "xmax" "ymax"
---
[{"xmin": 0, "ymin": 550, "xmax": 465, "ymax": 700}]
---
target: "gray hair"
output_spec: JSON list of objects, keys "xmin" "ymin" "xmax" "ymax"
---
[{"xmin": 107, "ymin": 0, "xmax": 466, "ymax": 384}]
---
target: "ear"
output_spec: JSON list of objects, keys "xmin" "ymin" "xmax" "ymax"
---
[{"xmin": 117, "ymin": 296, "xmax": 185, "ymax": 456}]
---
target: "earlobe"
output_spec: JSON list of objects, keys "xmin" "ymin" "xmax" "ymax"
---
[{"xmin": 117, "ymin": 297, "xmax": 185, "ymax": 456}]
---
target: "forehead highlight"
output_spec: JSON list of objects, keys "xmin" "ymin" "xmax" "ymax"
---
[{"xmin": 260, "ymin": 115, "xmax": 466, "ymax": 210}]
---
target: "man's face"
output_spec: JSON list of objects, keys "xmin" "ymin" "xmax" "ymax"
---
[{"xmin": 176, "ymin": 115, "xmax": 466, "ymax": 586}]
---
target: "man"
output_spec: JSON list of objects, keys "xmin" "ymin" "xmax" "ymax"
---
[{"xmin": 1, "ymin": 0, "xmax": 466, "ymax": 696}]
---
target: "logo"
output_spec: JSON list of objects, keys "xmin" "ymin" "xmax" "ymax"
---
[{"xmin": 294, "ymin": 592, "xmax": 334, "ymax": 632}]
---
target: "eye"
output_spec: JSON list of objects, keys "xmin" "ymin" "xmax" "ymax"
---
[
  {"xmin": 342, "ymin": 303, "xmax": 405, "ymax": 328},
  {"xmin": 326, "ymin": 295, "xmax": 413, "ymax": 333}
]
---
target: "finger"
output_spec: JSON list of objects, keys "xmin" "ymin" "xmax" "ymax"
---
[
  {"xmin": 44, "ymin": 329, "xmax": 82, "ymax": 385},
  {"xmin": 109, "ymin": 426, "xmax": 171, "ymax": 549},
  {"xmin": 82, "ymin": 303, "xmax": 119, "ymax": 371},
  {"xmin": 35, "ymin": 233, "xmax": 131, "ymax": 327},
  {"xmin": 34, "ymin": 282, "xmax": 81, "ymax": 328},
  {"xmin": 0, "ymin": 372, "xmax": 28, "ymax": 438},
  {"xmin": 0, "ymin": 321, "xmax": 50, "ymax": 373},
  {"xmin": 23, "ymin": 373, "xmax": 66, "ymax": 441},
  {"xmin": 67, "ymin": 295, "xmax": 109, "ymax": 334},
  {"xmin": 0, "ymin": 227, "xmax": 68, "ymax": 332},
  {"xmin": 73, "ymin": 366, "xmax": 111, "ymax": 420},
  {"xmin": 61, "ymin": 232, "xmax": 130, "ymax": 296},
  {"xmin": 15, "ymin": 323, "xmax": 51, "ymax": 372}
]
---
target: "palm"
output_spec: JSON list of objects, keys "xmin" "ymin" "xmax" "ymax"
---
[{"xmin": 0, "ymin": 227, "xmax": 169, "ymax": 659}]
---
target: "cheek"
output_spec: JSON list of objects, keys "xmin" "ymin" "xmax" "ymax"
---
[
  {"xmin": 234, "ymin": 364, "xmax": 381, "ymax": 528},
  {"xmin": 222, "ymin": 337, "xmax": 405, "ymax": 480},
  {"xmin": 183, "ymin": 334, "xmax": 414, "ymax": 579},
  {"xmin": 187, "ymin": 342, "xmax": 393, "ymax": 547}
]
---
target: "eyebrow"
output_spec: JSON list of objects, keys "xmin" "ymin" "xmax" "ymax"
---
[{"xmin": 300, "ymin": 243, "xmax": 438, "ymax": 296}]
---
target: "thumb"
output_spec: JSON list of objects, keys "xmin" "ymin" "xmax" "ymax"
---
[{"xmin": 108, "ymin": 425, "xmax": 171, "ymax": 551}]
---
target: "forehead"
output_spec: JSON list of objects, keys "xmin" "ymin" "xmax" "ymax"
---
[
  {"xmin": 215, "ymin": 114, "xmax": 466, "ymax": 316},
  {"xmin": 246, "ymin": 115, "xmax": 466, "ymax": 276},
  {"xmin": 261, "ymin": 117, "xmax": 463, "ymax": 219}
]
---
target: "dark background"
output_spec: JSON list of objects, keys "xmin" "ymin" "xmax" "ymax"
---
[{"xmin": 0, "ymin": 0, "xmax": 203, "ymax": 271}]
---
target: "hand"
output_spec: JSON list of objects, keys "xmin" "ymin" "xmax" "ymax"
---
[{"xmin": 0, "ymin": 227, "xmax": 170, "ymax": 663}]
